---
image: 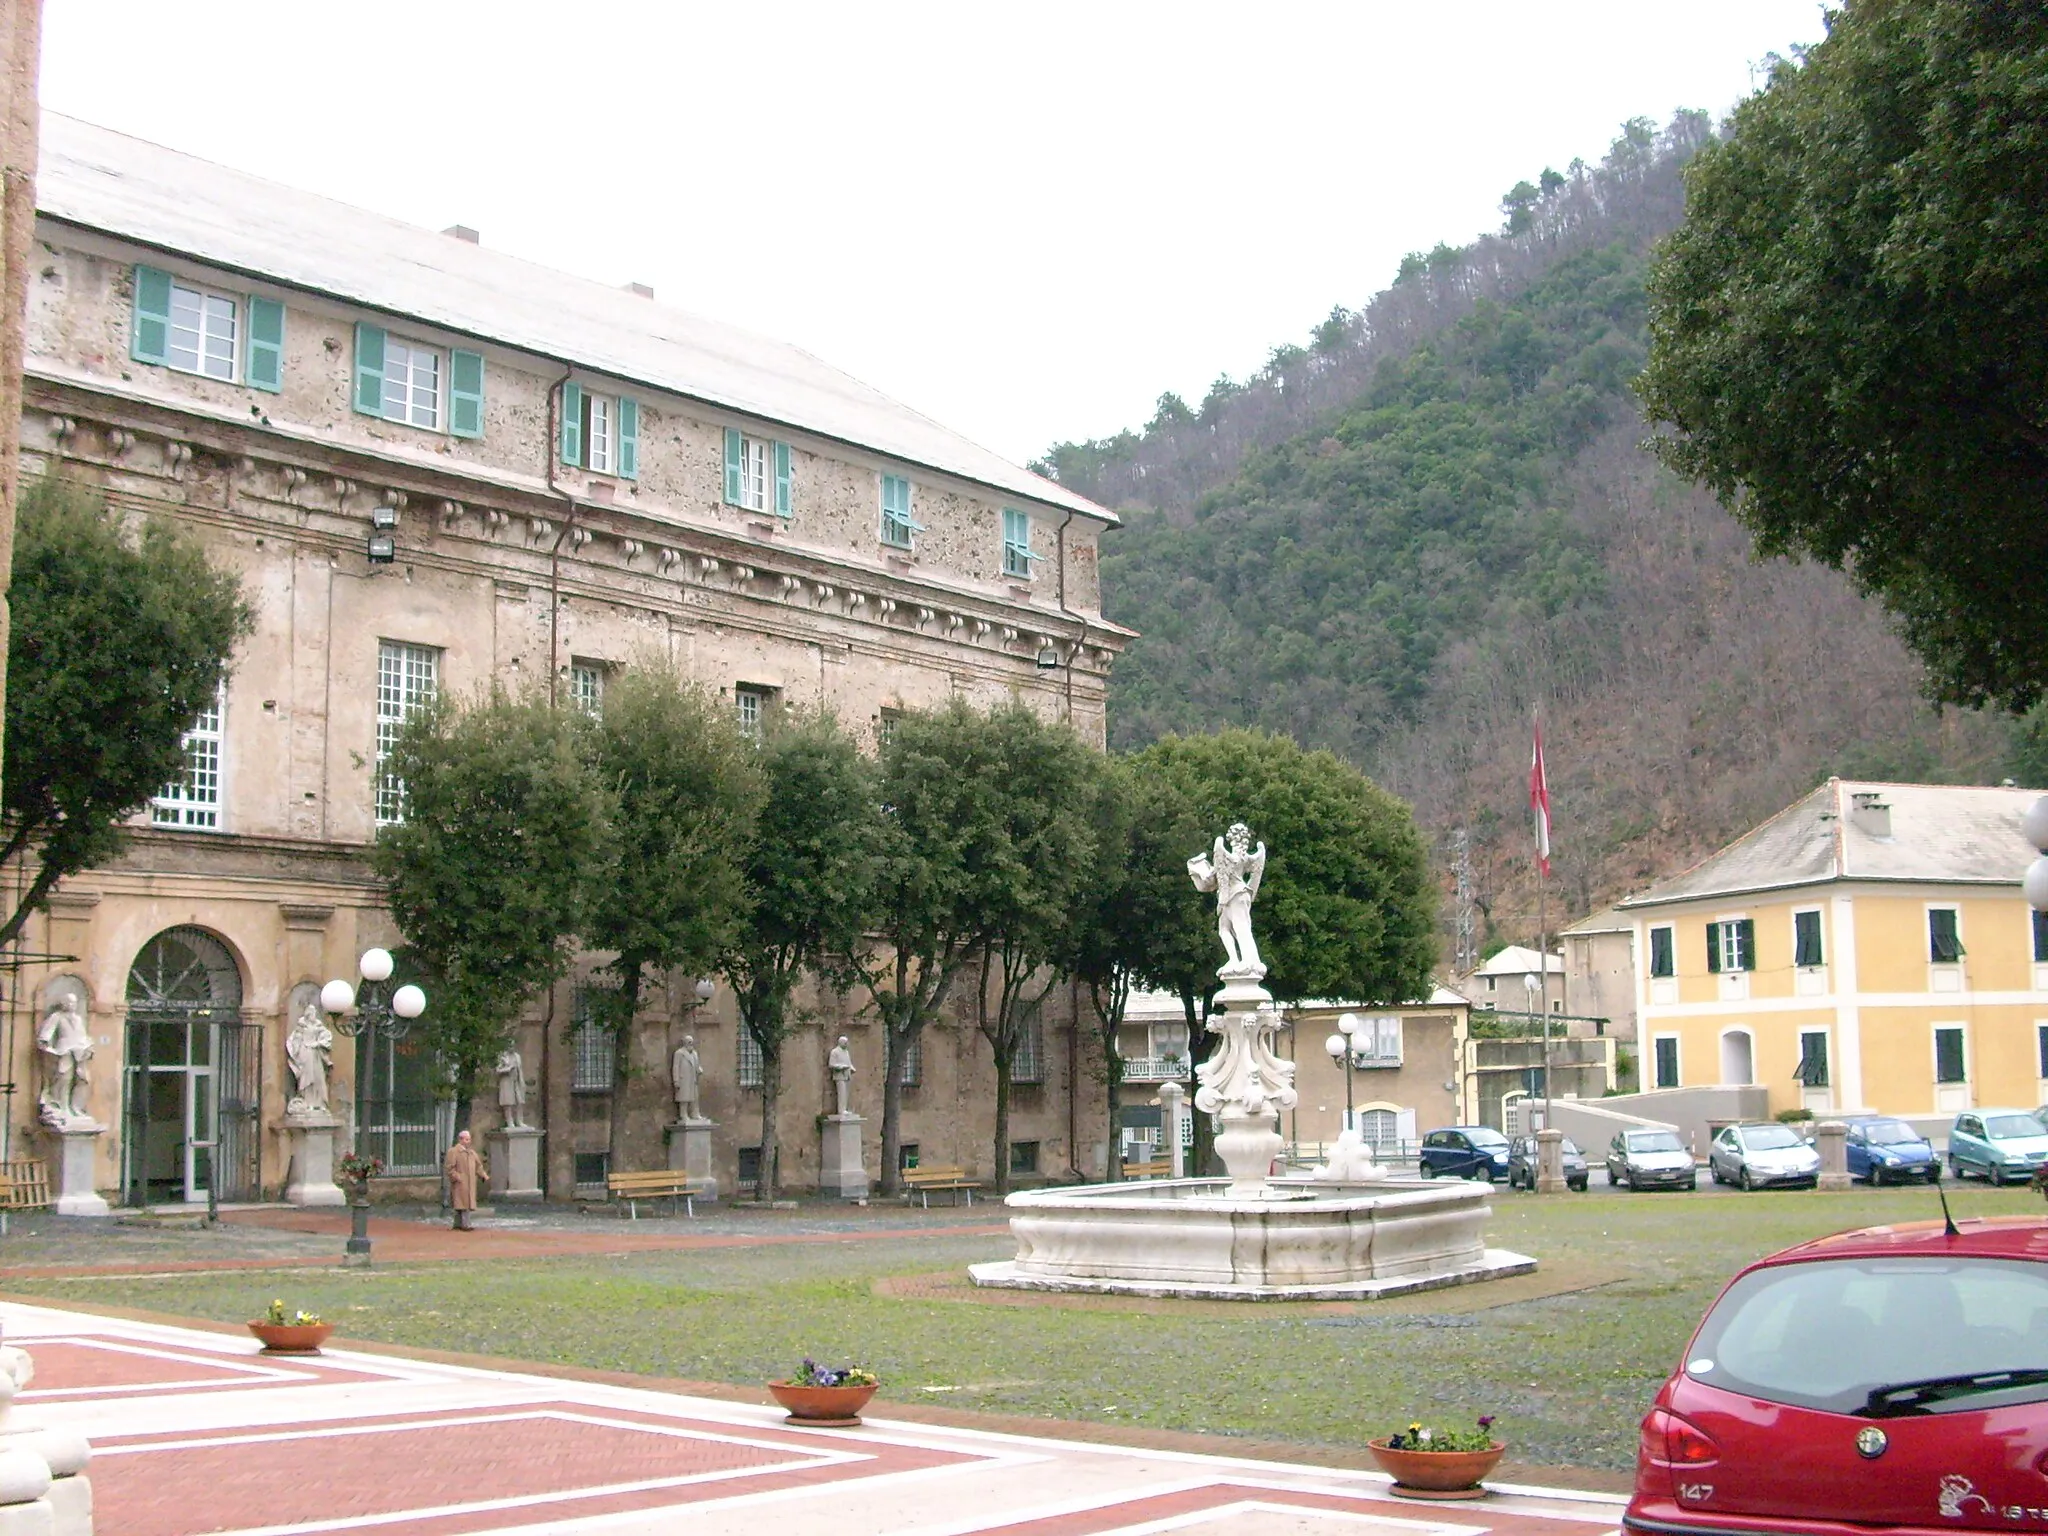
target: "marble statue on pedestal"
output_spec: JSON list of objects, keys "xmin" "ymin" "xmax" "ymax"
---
[
  {"xmin": 35, "ymin": 994, "xmax": 92, "ymax": 1129},
  {"xmin": 285, "ymin": 1002, "xmax": 334, "ymax": 1118},
  {"xmin": 671, "ymin": 1035, "xmax": 703, "ymax": 1122},
  {"xmin": 828, "ymin": 1035, "xmax": 855, "ymax": 1116},
  {"xmin": 1187, "ymin": 822, "xmax": 1267, "ymax": 978},
  {"xmin": 1317, "ymin": 1127, "xmax": 1385, "ymax": 1182},
  {"xmin": 495, "ymin": 1048, "xmax": 529, "ymax": 1129}
]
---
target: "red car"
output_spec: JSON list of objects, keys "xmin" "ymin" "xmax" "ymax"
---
[{"xmin": 1628, "ymin": 1215, "xmax": 2048, "ymax": 1534}]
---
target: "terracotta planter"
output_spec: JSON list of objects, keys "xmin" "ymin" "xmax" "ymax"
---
[
  {"xmin": 767, "ymin": 1380, "xmax": 878, "ymax": 1426},
  {"xmin": 248, "ymin": 1321, "xmax": 333, "ymax": 1354},
  {"xmin": 1366, "ymin": 1439, "xmax": 1505, "ymax": 1498}
]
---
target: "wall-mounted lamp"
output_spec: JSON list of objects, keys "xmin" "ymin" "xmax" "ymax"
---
[
  {"xmin": 1035, "ymin": 640, "xmax": 1061, "ymax": 670},
  {"xmin": 368, "ymin": 505, "xmax": 398, "ymax": 564}
]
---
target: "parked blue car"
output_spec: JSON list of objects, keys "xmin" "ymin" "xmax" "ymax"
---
[
  {"xmin": 1842, "ymin": 1116, "xmax": 1939, "ymax": 1185},
  {"xmin": 1418, "ymin": 1125, "xmax": 1511, "ymax": 1182},
  {"xmin": 1947, "ymin": 1108, "xmax": 2048, "ymax": 1185}
]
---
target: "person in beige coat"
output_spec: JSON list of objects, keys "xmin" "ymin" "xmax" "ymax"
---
[{"xmin": 444, "ymin": 1129, "xmax": 488, "ymax": 1230}]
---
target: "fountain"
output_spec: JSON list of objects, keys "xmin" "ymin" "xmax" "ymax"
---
[{"xmin": 970, "ymin": 823, "xmax": 1536, "ymax": 1300}]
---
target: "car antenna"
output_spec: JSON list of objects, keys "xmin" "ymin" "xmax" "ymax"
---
[{"xmin": 1937, "ymin": 1183, "xmax": 1961, "ymax": 1238}]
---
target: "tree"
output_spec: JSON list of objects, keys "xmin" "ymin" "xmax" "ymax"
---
[
  {"xmin": 718, "ymin": 712, "xmax": 880, "ymax": 1201},
  {"xmin": 0, "ymin": 477, "xmax": 250, "ymax": 946},
  {"xmin": 375, "ymin": 688, "xmax": 609, "ymax": 1120},
  {"xmin": 854, "ymin": 700, "xmax": 1000, "ymax": 1196},
  {"xmin": 584, "ymin": 668, "xmax": 765, "ymax": 1176},
  {"xmin": 962, "ymin": 704, "xmax": 1100, "ymax": 1194},
  {"xmin": 1063, "ymin": 753, "xmax": 1209, "ymax": 1180},
  {"xmin": 1637, "ymin": 1, "xmax": 2048, "ymax": 711}
]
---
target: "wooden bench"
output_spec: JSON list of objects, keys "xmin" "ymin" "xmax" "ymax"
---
[
  {"xmin": 0, "ymin": 1159, "xmax": 50, "ymax": 1211},
  {"xmin": 606, "ymin": 1170, "xmax": 706, "ymax": 1220},
  {"xmin": 902, "ymin": 1165, "xmax": 980, "ymax": 1207},
  {"xmin": 1123, "ymin": 1157, "xmax": 1172, "ymax": 1180}
]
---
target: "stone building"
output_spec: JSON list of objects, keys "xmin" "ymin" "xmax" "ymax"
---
[{"xmin": 2, "ymin": 114, "xmax": 1128, "ymax": 1207}]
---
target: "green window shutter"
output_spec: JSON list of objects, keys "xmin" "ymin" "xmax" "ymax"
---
[
  {"xmin": 617, "ymin": 396, "xmax": 639, "ymax": 479},
  {"xmin": 132, "ymin": 265, "xmax": 174, "ymax": 365},
  {"xmin": 560, "ymin": 381, "xmax": 583, "ymax": 466},
  {"xmin": 1737, "ymin": 919, "xmax": 1756, "ymax": 971},
  {"xmin": 353, "ymin": 323, "xmax": 387, "ymax": 415},
  {"xmin": 724, "ymin": 427, "xmax": 743, "ymax": 504},
  {"xmin": 773, "ymin": 440, "xmax": 791, "ymax": 515},
  {"xmin": 2034, "ymin": 910, "xmax": 2048, "ymax": 964},
  {"xmin": 1705, "ymin": 923, "xmax": 1721, "ymax": 974},
  {"xmin": 244, "ymin": 296, "xmax": 285, "ymax": 392},
  {"xmin": 449, "ymin": 349, "xmax": 485, "ymax": 438}
]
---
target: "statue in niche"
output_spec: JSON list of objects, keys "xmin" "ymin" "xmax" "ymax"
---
[
  {"xmin": 284, "ymin": 1001, "xmax": 334, "ymax": 1118},
  {"xmin": 671, "ymin": 1035, "xmax": 703, "ymax": 1122},
  {"xmin": 496, "ymin": 1048, "xmax": 529, "ymax": 1129},
  {"xmin": 36, "ymin": 993, "xmax": 92, "ymax": 1128},
  {"xmin": 828, "ymin": 1035, "xmax": 855, "ymax": 1117},
  {"xmin": 1187, "ymin": 821, "xmax": 1267, "ymax": 978}
]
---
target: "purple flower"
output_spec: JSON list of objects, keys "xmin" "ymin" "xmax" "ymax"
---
[{"xmin": 1478, "ymin": 1416, "xmax": 1495, "ymax": 1430}]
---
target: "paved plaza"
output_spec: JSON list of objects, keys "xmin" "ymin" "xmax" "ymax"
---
[{"xmin": 4, "ymin": 1298, "xmax": 1627, "ymax": 1535}]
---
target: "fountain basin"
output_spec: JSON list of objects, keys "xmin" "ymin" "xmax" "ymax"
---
[{"xmin": 968, "ymin": 1177, "xmax": 1535, "ymax": 1301}]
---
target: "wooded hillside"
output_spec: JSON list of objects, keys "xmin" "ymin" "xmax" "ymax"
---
[{"xmin": 1040, "ymin": 115, "xmax": 2025, "ymax": 953}]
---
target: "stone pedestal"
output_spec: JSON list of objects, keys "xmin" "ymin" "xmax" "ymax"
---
[
  {"xmin": 487, "ymin": 1127, "xmax": 544, "ymax": 1200},
  {"xmin": 283, "ymin": 1115, "xmax": 345, "ymax": 1208},
  {"xmin": 1197, "ymin": 973, "xmax": 1295, "ymax": 1198},
  {"xmin": 1815, "ymin": 1119, "xmax": 1851, "ymax": 1191},
  {"xmin": 1534, "ymin": 1126, "xmax": 1568, "ymax": 1194},
  {"xmin": 820, "ymin": 1113, "xmax": 868, "ymax": 1200},
  {"xmin": 39, "ymin": 1123, "xmax": 108, "ymax": 1218},
  {"xmin": 665, "ymin": 1118, "xmax": 718, "ymax": 1201},
  {"xmin": 0, "ymin": 1324, "xmax": 95, "ymax": 1534},
  {"xmin": 1158, "ymin": 1082, "xmax": 1187, "ymax": 1179}
]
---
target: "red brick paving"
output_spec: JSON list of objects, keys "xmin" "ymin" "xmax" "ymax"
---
[
  {"xmin": 20, "ymin": 1337, "xmax": 386, "ymax": 1398},
  {"xmin": 93, "ymin": 1399, "xmax": 981, "ymax": 1536},
  {"xmin": 976, "ymin": 1483, "xmax": 1622, "ymax": 1535}
]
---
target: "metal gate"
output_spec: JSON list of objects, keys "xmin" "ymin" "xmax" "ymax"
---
[
  {"xmin": 214, "ymin": 1019, "xmax": 262, "ymax": 1201},
  {"xmin": 122, "ymin": 926, "xmax": 256, "ymax": 1205}
]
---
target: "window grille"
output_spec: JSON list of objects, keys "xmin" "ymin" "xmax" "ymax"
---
[
  {"xmin": 737, "ymin": 1026, "xmax": 763, "ymax": 1089},
  {"xmin": 381, "ymin": 337, "xmax": 441, "ymax": 428},
  {"xmin": 375, "ymin": 641, "xmax": 438, "ymax": 823},
  {"xmin": 167, "ymin": 282, "xmax": 237, "ymax": 380},
  {"xmin": 570, "ymin": 663, "xmax": 604, "ymax": 716},
  {"xmin": 1010, "ymin": 1009, "xmax": 1044, "ymax": 1084},
  {"xmin": 153, "ymin": 685, "xmax": 224, "ymax": 829},
  {"xmin": 898, "ymin": 1030, "xmax": 922, "ymax": 1087},
  {"xmin": 570, "ymin": 984, "xmax": 615, "ymax": 1092}
]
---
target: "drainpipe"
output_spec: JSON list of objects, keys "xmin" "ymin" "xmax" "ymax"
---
[
  {"xmin": 545, "ymin": 363, "xmax": 579, "ymax": 706},
  {"xmin": 1054, "ymin": 509, "xmax": 1087, "ymax": 725}
]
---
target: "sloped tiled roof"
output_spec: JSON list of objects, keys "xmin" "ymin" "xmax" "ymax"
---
[
  {"xmin": 1619, "ymin": 779, "xmax": 2041, "ymax": 908},
  {"xmin": 36, "ymin": 114, "xmax": 1116, "ymax": 526}
]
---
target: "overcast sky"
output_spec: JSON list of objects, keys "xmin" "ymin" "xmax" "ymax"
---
[{"xmin": 39, "ymin": 1, "xmax": 1829, "ymax": 466}]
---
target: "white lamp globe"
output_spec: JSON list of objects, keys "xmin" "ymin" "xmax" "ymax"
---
[
  {"xmin": 319, "ymin": 979, "xmax": 356, "ymax": 1014},
  {"xmin": 1337, "ymin": 1011, "xmax": 1362, "ymax": 1037},
  {"xmin": 694, "ymin": 977, "xmax": 716, "ymax": 1003},
  {"xmin": 2026, "ymin": 854, "xmax": 2048, "ymax": 912},
  {"xmin": 391, "ymin": 983, "xmax": 427, "ymax": 1019},
  {"xmin": 358, "ymin": 947, "xmax": 395, "ymax": 983},
  {"xmin": 1324, "ymin": 1032, "xmax": 1347, "ymax": 1060},
  {"xmin": 2026, "ymin": 795, "xmax": 2048, "ymax": 854}
]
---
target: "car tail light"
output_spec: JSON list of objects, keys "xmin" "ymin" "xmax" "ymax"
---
[{"xmin": 1641, "ymin": 1408, "xmax": 1719, "ymax": 1467}]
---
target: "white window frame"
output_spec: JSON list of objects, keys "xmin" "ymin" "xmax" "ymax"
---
[
  {"xmin": 734, "ymin": 684, "xmax": 773, "ymax": 738},
  {"xmin": 381, "ymin": 336, "xmax": 442, "ymax": 430},
  {"xmin": 375, "ymin": 640, "xmax": 439, "ymax": 825},
  {"xmin": 582, "ymin": 392, "xmax": 614, "ymax": 474},
  {"xmin": 737, "ymin": 435, "xmax": 770, "ymax": 513},
  {"xmin": 1652, "ymin": 1032, "xmax": 1681, "ymax": 1090},
  {"xmin": 1002, "ymin": 508, "xmax": 1038, "ymax": 579},
  {"xmin": 153, "ymin": 682, "xmax": 226, "ymax": 830},
  {"xmin": 167, "ymin": 279, "xmax": 239, "ymax": 382},
  {"xmin": 569, "ymin": 661, "xmax": 605, "ymax": 717},
  {"xmin": 1713, "ymin": 918, "xmax": 1752, "ymax": 973},
  {"xmin": 1351, "ymin": 1014, "xmax": 1403, "ymax": 1068},
  {"xmin": 880, "ymin": 474, "xmax": 920, "ymax": 549}
]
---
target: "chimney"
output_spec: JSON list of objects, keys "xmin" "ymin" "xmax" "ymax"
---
[
  {"xmin": 442, "ymin": 224, "xmax": 480, "ymax": 244},
  {"xmin": 624, "ymin": 281, "xmax": 654, "ymax": 299},
  {"xmin": 1848, "ymin": 791, "xmax": 1892, "ymax": 839}
]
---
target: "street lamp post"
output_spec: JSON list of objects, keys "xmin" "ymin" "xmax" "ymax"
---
[
  {"xmin": 323, "ymin": 947, "xmax": 426, "ymax": 1260},
  {"xmin": 1324, "ymin": 1012, "xmax": 1361, "ymax": 1138},
  {"xmin": 1523, "ymin": 971, "xmax": 1550, "ymax": 1130}
]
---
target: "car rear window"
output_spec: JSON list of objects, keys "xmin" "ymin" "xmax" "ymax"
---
[
  {"xmin": 1987, "ymin": 1114, "xmax": 2043, "ymax": 1139},
  {"xmin": 1688, "ymin": 1257, "xmax": 2048, "ymax": 1415},
  {"xmin": 1628, "ymin": 1131, "xmax": 1682, "ymax": 1152}
]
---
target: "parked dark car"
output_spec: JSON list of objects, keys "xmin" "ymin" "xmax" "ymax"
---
[
  {"xmin": 1505, "ymin": 1134, "xmax": 1588, "ymax": 1191},
  {"xmin": 1418, "ymin": 1125, "xmax": 1510, "ymax": 1182},
  {"xmin": 1606, "ymin": 1128, "xmax": 1698, "ymax": 1191},
  {"xmin": 1843, "ymin": 1115, "xmax": 1939, "ymax": 1185},
  {"xmin": 1626, "ymin": 1215, "xmax": 2048, "ymax": 1536}
]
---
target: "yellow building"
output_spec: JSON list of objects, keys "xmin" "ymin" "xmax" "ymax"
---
[{"xmin": 1621, "ymin": 780, "xmax": 2048, "ymax": 1119}]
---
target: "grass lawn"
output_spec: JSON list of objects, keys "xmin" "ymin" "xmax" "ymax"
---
[{"xmin": 2, "ymin": 1183, "xmax": 2019, "ymax": 1470}]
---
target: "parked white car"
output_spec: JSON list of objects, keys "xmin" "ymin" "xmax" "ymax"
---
[{"xmin": 1709, "ymin": 1121, "xmax": 1822, "ymax": 1190}]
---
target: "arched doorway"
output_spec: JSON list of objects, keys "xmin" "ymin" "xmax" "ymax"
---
[
  {"xmin": 123, "ymin": 926, "xmax": 255, "ymax": 1205},
  {"xmin": 1720, "ymin": 1028, "xmax": 1755, "ymax": 1088}
]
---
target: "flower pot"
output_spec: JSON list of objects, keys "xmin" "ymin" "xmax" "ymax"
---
[
  {"xmin": 1366, "ymin": 1439, "xmax": 1505, "ymax": 1499},
  {"xmin": 767, "ymin": 1380, "xmax": 877, "ymax": 1426},
  {"xmin": 247, "ymin": 1321, "xmax": 332, "ymax": 1354}
]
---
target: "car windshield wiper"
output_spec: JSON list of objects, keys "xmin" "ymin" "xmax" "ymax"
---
[{"xmin": 1862, "ymin": 1369, "xmax": 2048, "ymax": 1417}]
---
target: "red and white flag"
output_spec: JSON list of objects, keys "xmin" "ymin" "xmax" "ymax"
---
[{"xmin": 1530, "ymin": 722, "xmax": 1552, "ymax": 878}]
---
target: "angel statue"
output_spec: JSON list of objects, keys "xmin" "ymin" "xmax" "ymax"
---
[{"xmin": 1187, "ymin": 822, "xmax": 1267, "ymax": 978}]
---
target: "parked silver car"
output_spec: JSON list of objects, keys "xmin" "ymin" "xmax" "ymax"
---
[
  {"xmin": 1708, "ymin": 1121, "xmax": 1822, "ymax": 1190},
  {"xmin": 1605, "ymin": 1128, "xmax": 1697, "ymax": 1191}
]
